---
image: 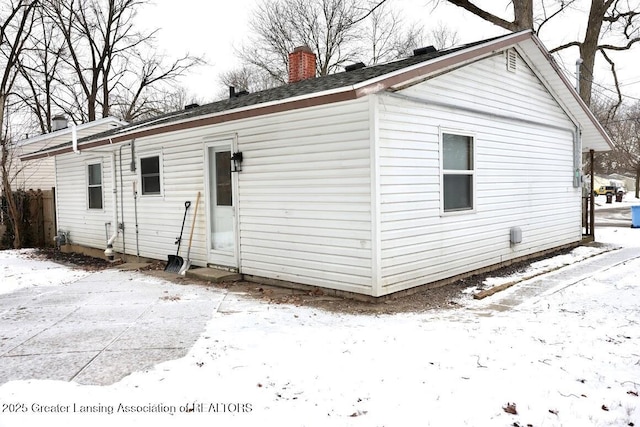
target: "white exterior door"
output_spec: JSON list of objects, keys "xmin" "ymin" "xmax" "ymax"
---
[{"xmin": 205, "ymin": 139, "xmax": 238, "ymax": 269}]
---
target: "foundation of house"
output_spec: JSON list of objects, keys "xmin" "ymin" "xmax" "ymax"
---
[{"xmin": 57, "ymin": 239, "xmax": 592, "ymax": 302}]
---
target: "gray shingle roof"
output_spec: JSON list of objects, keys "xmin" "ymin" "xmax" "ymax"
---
[{"xmin": 82, "ymin": 35, "xmax": 504, "ymax": 142}]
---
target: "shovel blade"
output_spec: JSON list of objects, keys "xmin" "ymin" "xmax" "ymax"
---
[
  {"xmin": 165, "ymin": 255, "xmax": 184, "ymax": 272},
  {"xmin": 178, "ymin": 259, "xmax": 192, "ymax": 276}
]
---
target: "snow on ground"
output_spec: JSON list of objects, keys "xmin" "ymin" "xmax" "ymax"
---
[
  {"xmin": 0, "ymin": 249, "xmax": 90, "ymax": 295},
  {"xmin": 1, "ymin": 230, "xmax": 640, "ymax": 427},
  {"xmin": 597, "ymin": 227, "xmax": 640, "ymax": 248},
  {"xmin": 478, "ymin": 244, "xmax": 612, "ymax": 290}
]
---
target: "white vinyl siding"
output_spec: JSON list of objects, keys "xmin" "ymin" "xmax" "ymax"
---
[
  {"xmin": 238, "ymin": 99, "xmax": 373, "ymax": 294},
  {"xmin": 55, "ymin": 98, "xmax": 373, "ymax": 294},
  {"xmin": 11, "ymin": 136, "xmax": 56, "ymax": 190},
  {"xmin": 10, "ymin": 157, "xmax": 55, "ymax": 190},
  {"xmin": 56, "ymin": 154, "xmax": 111, "ymax": 248},
  {"xmin": 376, "ymin": 51, "xmax": 580, "ymax": 294}
]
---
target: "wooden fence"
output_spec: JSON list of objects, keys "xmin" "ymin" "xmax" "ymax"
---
[{"xmin": 0, "ymin": 188, "xmax": 56, "ymax": 248}]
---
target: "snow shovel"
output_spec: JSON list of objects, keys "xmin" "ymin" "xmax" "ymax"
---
[
  {"xmin": 179, "ymin": 191, "xmax": 201, "ymax": 276},
  {"xmin": 165, "ymin": 200, "xmax": 191, "ymax": 272}
]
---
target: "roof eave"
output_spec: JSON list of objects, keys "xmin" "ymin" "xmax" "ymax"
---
[
  {"xmin": 21, "ymin": 88, "xmax": 361, "ymax": 160},
  {"xmin": 16, "ymin": 116, "xmax": 128, "ymax": 147}
]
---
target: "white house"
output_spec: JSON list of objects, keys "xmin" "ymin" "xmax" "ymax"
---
[
  {"xmin": 21, "ymin": 30, "xmax": 612, "ymax": 297},
  {"xmin": 13, "ymin": 116, "xmax": 127, "ymax": 190}
]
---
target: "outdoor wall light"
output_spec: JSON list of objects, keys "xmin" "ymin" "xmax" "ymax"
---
[{"xmin": 231, "ymin": 151, "xmax": 244, "ymax": 172}]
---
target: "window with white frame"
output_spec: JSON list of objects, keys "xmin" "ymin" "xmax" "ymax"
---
[
  {"xmin": 87, "ymin": 163, "xmax": 103, "ymax": 209},
  {"xmin": 140, "ymin": 155, "xmax": 161, "ymax": 195},
  {"xmin": 442, "ymin": 132, "xmax": 474, "ymax": 212}
]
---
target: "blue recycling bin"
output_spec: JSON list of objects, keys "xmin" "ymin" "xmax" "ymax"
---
[{"xmin": 632, "ymin": 206, "xmax": 640, "ymax": 228}]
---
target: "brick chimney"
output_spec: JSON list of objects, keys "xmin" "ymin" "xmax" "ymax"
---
[{"xmin": 288, "ymin": 46, "xmax": 316, "ymax": 83}]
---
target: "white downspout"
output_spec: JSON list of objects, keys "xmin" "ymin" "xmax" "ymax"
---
[
  {"xmin": 105, "ymin": 151, "xmax": 118, "ymax": 260},
  {"xmin": 71, "ymin": 123, "xmax": 80, "ymax": 154}
]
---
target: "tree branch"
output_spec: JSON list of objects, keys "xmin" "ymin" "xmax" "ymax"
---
[
  {"xmin": 548, "ymin": 41, "xmax": 581, "ymax": 54},
  {"xmin": 599, "ymin": 48, "xmax": 622, "ymax": 121},
  {"xmin": 598, "ymin": 37, "xmax": 640, "ymax": 51},
  {"xmin": 537, "ymin": 0, "xmax": 577, "ymax": 36},
  {"xmin": 440, "ymin": 0, "xmax": 517, "ymax": 31}
]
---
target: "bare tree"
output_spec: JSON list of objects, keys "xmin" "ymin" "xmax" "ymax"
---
[
  {"xmin": 14, "ymin": 5, "xmax": 65, "ymax": 134},
  {"xmin": 428, "ymin": 20, "xmax": 460, "ymax": 50},
  {"xmin": 550, "ymin": 0, "xmax": 640, "ymax": 109},
  {"xmin": 217, "ymin": 65, "xmax": 282, "ymax": 97},
  {"xmin": 235, "ymin": 0, "xmax": 439, "ymax": 88},
  {"xmin": 43, "ymin": 0, "xmax": 141, "ymax": 121},
  {"xmin": 1, "ymin": 0, "xmax": 37, "ymax": 248},
  {"xmin": 362, "ymin": 1, "xmax": 421, "ymax": 64},
  {"xmin": 41, "ymin": 0, "xmax": 201, "ymax": 123},
  {"xmin": 240, "ymin": 0, "xmax": 393, "ymax": 84},
  {"xmin": 112, "ymin": 52, "xmax": 203, "ymax": 122}
]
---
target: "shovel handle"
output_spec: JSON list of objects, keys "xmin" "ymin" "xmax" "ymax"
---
[
  {"xmin": 185, "ymin": 191, "xmax": 201, "ymax": 258},
  {"xmin": 175, "ymin": 201, "xmax": 191, "ymax": 248}
]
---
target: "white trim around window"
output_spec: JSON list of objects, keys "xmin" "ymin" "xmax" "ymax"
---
[
  {"xmin": 439, "ymin": 128, "xmax": 476, "ymax": 215},
  {"xmin": 138, "ymin": 150, "xmax": 164, "ymax": 197},
  {"xmin": 86, "ymin": 158, "xmax": 104, "ymax": 211}
]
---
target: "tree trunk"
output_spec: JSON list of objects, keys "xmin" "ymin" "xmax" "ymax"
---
[
  {"xmin": 87, "ymin": 93, "xmax": 97, "ymax": 122},
  {"xmin": 513, "ymin": 0, "xmax": 534, "ymax": 30},
  {"xmin": 579, "ymin": 0, "xmax": 608, "ymax": 106},
  {"xmin": 0, "ymin": 144, "xmax": 22, "ymax": 249}
]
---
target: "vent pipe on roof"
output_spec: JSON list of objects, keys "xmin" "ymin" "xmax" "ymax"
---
[
  {"xmin": 229, "ymin": 86, "xmax": 249, "ymax": 98},
  {"xmin": 575, "ymin": 58, "xmax": 583, "ymax": 92},
  {"xmin": 52, "ymin": 115, "xmax": 68, "ymax": 131},
  {"xmin": 345, "ymin": 62, "xmax": 366, "ymax": 72},
  {"xmin": 184, "ymin": 103, "xmax": 199, "ymax": 110},
  {"xmin": 413, "ymin": 46, "xmax": 437, "ymax": 56}
]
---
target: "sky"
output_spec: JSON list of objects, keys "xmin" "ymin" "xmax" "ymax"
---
[
  {"xmin": 137, "ymin": 0, "xmax": 640, "ymax": 104},
  {"xmin": 1, "ymin": 200, "xmax": 640, "ymax": 426}
]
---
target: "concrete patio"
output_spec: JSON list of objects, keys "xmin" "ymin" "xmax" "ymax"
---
[{"xmin": 0, "ymin": 269, "xmax": 228, "ymax": 385}]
